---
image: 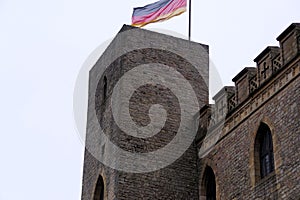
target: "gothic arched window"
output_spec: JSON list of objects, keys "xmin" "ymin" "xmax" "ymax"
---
[
  {"xmin": 93, "ymin": 175, "xmax": 104, "ymax": 200},
  {"xmin": 255, "ymin": 123, "xmax": 275, "ymax": 179},
  {"xmin": 201, "ymin": 166, "xmax": 216, "ymax": 200},
  {"xmin": 103, "ymin": 76, "xmax": 107, "ymax": 101}
]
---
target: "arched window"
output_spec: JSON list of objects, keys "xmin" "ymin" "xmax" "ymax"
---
[
  {"xmin": 93, "ymin": 175, "xmax": 104, "ymax": 200},
  {"xmin": 201, "ymin": 166, "xmax": 216, "ymax": 200},
  {"xmin": 103, "ymin": 76, "xmax": 107, "ymax": 101},
  {"xmin": 255, "ymin": 123, "xmax": 275, "ymax": 179}
]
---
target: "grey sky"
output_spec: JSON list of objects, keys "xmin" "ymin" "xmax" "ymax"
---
[{"xmin": 0, "ymin": 0, "xmax": 299, "ymax": 199}]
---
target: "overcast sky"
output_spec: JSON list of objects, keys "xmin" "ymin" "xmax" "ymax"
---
[{"xmin": 0, "ymin": 0, "xmax": 299, "ymax": 199}]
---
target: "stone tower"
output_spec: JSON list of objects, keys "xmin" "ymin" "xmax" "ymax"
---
[{"xmin": 81, "ymin": 25, "xmax": 209, "ymax": 200}]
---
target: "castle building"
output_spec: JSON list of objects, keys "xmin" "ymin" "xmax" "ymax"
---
[{"xmin": 81, "ymin": 23, "xmax": 300, "ymax": 199}]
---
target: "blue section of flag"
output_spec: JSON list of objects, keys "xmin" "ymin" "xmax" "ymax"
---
[{"xmin": 133, "ymin": 0, "xmax": 173, "ymax": 17}]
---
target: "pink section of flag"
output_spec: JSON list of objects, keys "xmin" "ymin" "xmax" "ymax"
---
[{"xmin": 132, "ymin": 0, "xmax": 187, "ymax": 27}]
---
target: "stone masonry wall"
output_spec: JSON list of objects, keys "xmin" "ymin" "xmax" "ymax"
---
[
  {"xmin": 82, "ymin": 25, "xmax": 209, "ymax": 200},
  {"xmin": 200, "ymin": 66, "xmax": 299, "ymax": 199},
  {"xmin": 198, "ymin": 23, "xmax": 300, "ymax": 199}
]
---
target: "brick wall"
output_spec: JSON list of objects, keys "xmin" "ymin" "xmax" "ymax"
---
[
  {"xmin": 82, "ymin": 25, "xmax": 209, "ymax": 200},
  {"xmin": 198, "ymin": 23, "xmax": 300, "ymax": 199}
]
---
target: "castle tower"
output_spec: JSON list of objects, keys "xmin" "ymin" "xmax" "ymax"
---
[{"xmin": 81, "ymin": 25, "xmax": 209, "ymax": 200}]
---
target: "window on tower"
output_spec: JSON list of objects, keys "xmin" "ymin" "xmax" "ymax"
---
[
  {"xmin": 93, "ymin": 175, "xmax": 104, "ymax": 200},
  {"xmin": 103, "ymin": 76, "xmax": 107, "ymax": 101}
]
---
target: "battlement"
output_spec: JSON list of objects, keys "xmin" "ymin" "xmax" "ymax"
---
[{"xmin": 201, "ymin": 23, "xmax": 300, "ymax": 131}]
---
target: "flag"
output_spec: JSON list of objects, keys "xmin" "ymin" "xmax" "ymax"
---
[{"xmin": 132, "ymin": 0, "xmax": 187, "ymax": 27}]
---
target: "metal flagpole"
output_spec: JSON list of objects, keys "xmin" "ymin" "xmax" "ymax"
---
[{"xmin": 188, "ymin": 0, "xmax": 191, "ymax": 41}]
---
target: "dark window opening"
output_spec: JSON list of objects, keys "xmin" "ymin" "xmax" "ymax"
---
[
  {"xmin": 103, "ymin": 76, "xmax": 107, "ymax": 101},
  {"xmin": 254, "ymin": 123, "xmax": 275, "ymax": 182},
  {"xmin": 93, "ymin": 175, "xmax": 104, "ymax": 200},
  {"xmin": 259, "ymin": 124, "xmax": 274, "ymax": 178},
  {"xmin": 203, "ymin": 166, "xmax": 216, "ymax": 200}
]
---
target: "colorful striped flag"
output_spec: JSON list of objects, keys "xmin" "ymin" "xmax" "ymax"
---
[{"xmin": 132, "ymin": 0, "xmax": 187, "ymax": 27}]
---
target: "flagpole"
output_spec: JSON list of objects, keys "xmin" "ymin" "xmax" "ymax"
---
[{"xmin": 188, "ymin": 0, "xmax": 191, "ymax": 41}]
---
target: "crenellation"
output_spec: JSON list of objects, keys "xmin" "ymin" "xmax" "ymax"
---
[
  {"xmin": 277, "ymin": 23, "xmax": 300, "ymax": 65},
  {"xmin": 221, "ymin": 60, "xmax": 300, "ymax": 135},
  {"xmin": 254, "ymin": 46, "xmax": 280, "ymax": 86},
  {"xmin": 209, "ymin": 24, "xmax": 300, "ymax": 125},
  {"xmin": 232, "ymin": 67, "xmax": 257, "ymax": 105},
  {"xmin": 212, "ymin": 86, "xmax": 235, "ymax": 122}
]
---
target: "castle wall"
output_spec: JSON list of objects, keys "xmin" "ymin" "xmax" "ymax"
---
[
  {"xmin": 198, "ymin": 23, "xmax": 300, "ymax": 199},
  {"xmin": 200, "ymin": 69, "xmax": 299, "ymax": 199}
]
